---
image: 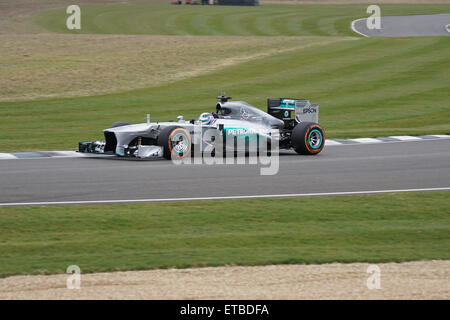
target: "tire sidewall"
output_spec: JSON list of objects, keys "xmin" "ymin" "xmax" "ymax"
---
[
  {"xmin": 291, "ymin": 122, "xmax": 325, "ymax": 155},
  {"xmin": 157, "ymin": 126, "xmax": 192, "ymax": 160}
]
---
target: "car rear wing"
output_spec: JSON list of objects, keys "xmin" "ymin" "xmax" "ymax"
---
[{"xmin": 267, "ymin": 98, "xmax": 319, "ymax": 124}]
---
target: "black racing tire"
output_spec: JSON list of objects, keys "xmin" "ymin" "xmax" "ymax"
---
[
  {"xmin": 291, "ymin": 122, "xmax": 325, "ymax": 155},
  {"xmin": 157, "ymin": 126, "xmax": 192, "ymax": 160},
  {"xmin": 109, "ymin": 121, "xmax": 131, "ymax": 128}
]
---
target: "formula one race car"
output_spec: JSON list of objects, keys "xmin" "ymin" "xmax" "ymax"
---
[{"xmin": 79, "ymin": 93, "xmax": 325, "ymax": 160}]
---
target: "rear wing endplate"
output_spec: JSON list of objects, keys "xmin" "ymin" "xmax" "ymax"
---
[{"xmin": 268, "ymin": 98, "xmax": 319, "ymax": 123}]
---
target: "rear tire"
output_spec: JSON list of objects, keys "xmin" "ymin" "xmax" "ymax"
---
[
  {"xmin": 291, "ymin": 122, "xmax": 325, "ymax": 155},
  {"xmin": 157, "ymin": 126, "xmax": 192, "ymax": 160}
]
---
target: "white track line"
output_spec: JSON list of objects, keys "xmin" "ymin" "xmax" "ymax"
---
[
  {"xmin": 389, "ymin": 135, "xmax": 422, "ymax": 141},
  {"xmin": 325, "ymin": 136, "xmax": 450, "ymax": 147},
  {"xmin": 52, "ymin": 151, "xmax": 82, "ymax": 156},
  {"xmin": 324, "ymin": 140, "xmax": 342, "ymax": 146},
  {"xmin": 0, "ymin": 153, "xmax": 17, "ymax": 159},
  {"xmin": 350, "ymin": 138, "xmax": 380, "ymax": 144},
  {"xmin": 351, "ymin": 18, "xmax": 369, "ymax": 37},
  {"xmin": 430, "ymin": 134, "xmax": 450, "ymax": 138},
  {"xmin": 1, "ymin": 187, "xmax": 449, "ymax": 207}
]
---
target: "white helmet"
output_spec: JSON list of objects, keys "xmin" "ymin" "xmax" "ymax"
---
[{"xmin": 199, "ymin": 112, "xmax": 214, "ymax": 125}]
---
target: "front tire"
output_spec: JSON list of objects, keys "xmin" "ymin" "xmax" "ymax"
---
[
  {"xmin": 291, "ymin": 122, "xmax": 325, "ymax": 155},
  {"xmin": 157, "ymin": 126, "xmax": 192, "ymax": 160}
]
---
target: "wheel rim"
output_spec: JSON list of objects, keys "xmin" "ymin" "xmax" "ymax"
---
[
  {"xmin": 308, "ymin": 129, "xmax": 323, "ymax": 149},
  {"xmin": 170, "ymin": 131, "xmax": 190, "ymax": 155}
]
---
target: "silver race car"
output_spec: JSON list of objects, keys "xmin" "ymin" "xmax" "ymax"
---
[{"xmin": 79, "ymin": 93, "xmax": 325, "ymax": 159}]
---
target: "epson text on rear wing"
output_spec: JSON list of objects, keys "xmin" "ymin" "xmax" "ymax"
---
[{"xmin": 267, "ymin": 98, "xmax": 319, "ymax": 131}]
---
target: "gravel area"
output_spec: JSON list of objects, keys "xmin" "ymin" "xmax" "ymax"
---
[{"xmin": 0, "ymin": 260, "xmax": 448, "ymax": 299}]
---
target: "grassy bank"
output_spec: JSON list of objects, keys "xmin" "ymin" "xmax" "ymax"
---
[
  {"xmin": 0, "ymin": 3, "xmax": 448, "ymax": 151},
  {"xmin": 0, "ymin": 3, "xmax": 450, "ymax": 152},
  {"xmin": 34, "ymin": 3, "xmax": 450, "ymax": 36},
  {"xmin": 1, "ymin": 35, "xmax": 448, "ymax": 151},
  {"xmin": 0, "ymin": 35, "xmax": 332, "ymax": 101},
  {"xmin": 0, "ymin": 192, "xmax": 449, "ymax": 277}
]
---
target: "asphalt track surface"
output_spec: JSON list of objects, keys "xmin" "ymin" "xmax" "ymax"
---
[
  {"xmin": 352, "ymin": 13, "xmax": 450, "ymax": 37},
  {"xmin": 0, "ymin": 139, "xmax": 449, "ymax": 206}
]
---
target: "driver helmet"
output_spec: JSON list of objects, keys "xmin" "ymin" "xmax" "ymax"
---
[{"xmin": 199, "ymin": 112, "xmax": 214, "ymax": 125}]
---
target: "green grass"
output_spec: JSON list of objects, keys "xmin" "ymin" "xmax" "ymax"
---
[
  {"xmin": 34, "ymin": 3, "xmax": 450, "ymax": 37},
  {"xmin": 0, "ymin": 192, "xmax": 448, "ymax": 277},
  {"xmin": 0, "ymin": 3, "xmax": 448, "ymax": 152},
  {"xmin": 1, "ymin": 35, "xmax": 449, "ymax": 151}
]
